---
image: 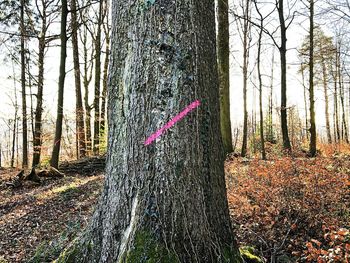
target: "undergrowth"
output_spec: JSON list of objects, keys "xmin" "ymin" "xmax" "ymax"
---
[{"xmin": 226, "ymin": 143, "xmax": 350, "ymax": 262}]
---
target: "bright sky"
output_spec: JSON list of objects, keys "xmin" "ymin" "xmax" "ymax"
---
[{"xmin": 0, "ymin": 0, "xmax": 346, "ymax": 152}]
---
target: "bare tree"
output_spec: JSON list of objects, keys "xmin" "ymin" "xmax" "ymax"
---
[
  {"xmin": 20, "ymin": 0, "xmax": 28, "ymax": 167},
  {"xmin": 32, "ymin": 0, "xmax": 59, "ymax": 167},
  {"xmin": 308, "ymin": 0, "xmax": 317, "ymax": 156},
  {"xmin": 217, "ymin": 0, "xmax": 233, "ymax": 154},
  {"xmin": 254, "ymin": 0, "xmax": 266, "ymax": 159},
  {"xmin": 71, "ymin": 0, "xmax": 86, "ymax": 158},
  {"xmin": 93, "ymin": 0, "xmax": 103, "ymax": 155},
  {"xmin": 50, "ymin": 0, "xmax": 68, "ymax": 168},
  {"xmin": 100, "ymin": 0, "xmax": 110, "ymax": 145}
]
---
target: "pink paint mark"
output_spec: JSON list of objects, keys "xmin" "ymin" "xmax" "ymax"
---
[{"xmin": 144, "ymin": 100, "xmax": 201, "ymax": 146}]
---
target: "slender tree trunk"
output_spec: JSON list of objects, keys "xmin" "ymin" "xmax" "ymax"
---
[
  {"xmin": 32, "ymin": 9, "xmax": 46, "ymax": 167},
  {"xmin": 339, "ymin": 62, "xmax": 349, "ymax": 143},
  {"xmin": 11, "ymin": 62, "xmax": 18, "ymax": 168},
  {"xmin": 100, "ymin": 0, "xmax": 110, "ymax": 145},
  {"xmin": 268, "ymin": 50, "xmax": 274, "ymax": 143},
  {"xmin": 301, "ymin": 65, "xmax": 309, "ymax": 141},
  {"xmin": 93, "ymin": 0, "xmax": 103, "ymax": 155},
  {"xmin": 71, "ymin": 0, "xmax": 86, "ymax": 158},
  {"xmin": 82, "ymin": 25, "xmax": 93, "ymax": 156},
  {"xmin": 56, "ymin": 1, "xmax": 241, "ymax": 262},
  {"xmin": 28, "ymin": 54, "xmax": 35, "ymax": 144},
  {"xmin": 217, "ymin": 0, "xmax": 233, "ymax": 155},
  {"xmin": 241, "ymin": 0, "xmax": 251, "ymax": 157},
  {"xmin": 256, "ymin": 7, "xmax": 266, "ymax": 160},
  {"xmin": 309, "ymin": 0, "xmax": 317, "ymax": 156},
  {"xmin": 278, "ymin": 0, "xmax": 292, "ymax": 151},
  {"xmin": 334, "ymin": 53, "xmax": 340, "ymax": 142},
  {"xmin": 321, "ymin": 58, "xmax": 332, "ymax": 143},
  {"xmin": 11, "ymin": 118, "xmax": 17, "ymax": 168},
  {"xmin": 50, "ymin": 0, "xmax": 68, "ymax": 168},
  {"xmin": 20, "ymin": 0, "xmax": 28, "ymax": 167}
]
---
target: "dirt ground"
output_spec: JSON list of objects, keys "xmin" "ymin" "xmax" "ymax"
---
[
  {"xmin": 0, "ymin": 168, "xmax": 104, "ymax": 262},
  {"xmin": 0, "ymin": 149, "xmax": 349, "ymax": 262}
]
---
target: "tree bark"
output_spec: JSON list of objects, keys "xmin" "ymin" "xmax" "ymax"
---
[
  {"xmin": 71, "ymin": 0, "xmax": 86, "ymax": 158},
  {"xmin": 301, "ymin": 65, "xmax": 309, "ymax": 141},
  {"xmin": 255, "ymin": 0, "xmax": 266, "ymax": 160},
  {"xmin": 338, "ymin": 55, "xmax": 349, "ymax": 143},
  {"xmin": 32, "ymin": 1, "xmax": 46, "ymax": 167},
  {"xmin": 93, "ymin": 0, "xmax": 103, "ymax": 155},
  {"xmin": 217, "ymin": 0, "xmax": 233, "ymax": 155},
  {"xmin": 241, "ymin": 0, "xmax": 251, "ymax": 157},
  {"xmin": 20, "ymin": 0, "xmax": 28, "ymax": 168},
  {"xmin": 277, "ymin": 0, "xmax": 292, "ymax": 151},
  {"xmin": 56, "ymin": 1, "xmax": 241, "ymax": 262},
  {"xmin": 321, "ymin": 58, "xmax": 332, "ymax": 144},
  {"xmin": 11, "ymin": 62, "xmax": 18, "ymax": 168},
  {"xmin": 50, "ymin": 0, "xmax": 68, "ymax": 168},
  {"xmin": 81, "ymin": 23, "xmax": 93, "ymax": 156},
  {"xmin": 309, "ymin": 0, "xmax": 317, "ymax": 156},
  {"xmin": 268, "ymin": 50, "xmax": 275, "ymax": 143},
  {"xmin": 334, "ymin": 48, "xmax": 340, "ymax": 142},
  {"xmin": 100, "ymin": 0, "xmax": 110, "ymax": 145}
]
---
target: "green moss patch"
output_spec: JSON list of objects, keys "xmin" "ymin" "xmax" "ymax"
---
[
  {"xmin": 126, "ymin": 230, "xmax": 179, "ymax": 263},
  {"xmin": 239, "ymin": 246, "xmax": 263, "ymax": 263}
]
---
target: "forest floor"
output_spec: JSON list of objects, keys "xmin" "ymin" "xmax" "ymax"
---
[
  {"xmin": 226, "ymin": 143, "xmax": 350, "ymax": 262},
  {"xmin": 0, "ymin": 144, "xmax": 349, "ymax": 262},
  {"xmin": 0, "ymin": 169, "xmax": 104, "ymax": 263}
]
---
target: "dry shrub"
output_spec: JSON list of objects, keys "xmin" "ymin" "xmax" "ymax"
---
[{"xmin": 226, "ymin": 156, "xmax": 350, "ymax": 262}]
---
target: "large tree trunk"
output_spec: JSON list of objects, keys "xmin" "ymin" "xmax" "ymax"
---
[
  {"xmin": 71, "ymin": 0, "xmax": 86, "ymax": 158},
  {"xmin": 309, "ymin": 0, "xmax": 317, "ymax": 156},
  {"xmin": 56, "ymin": 1, "xmax": 241, "ymax": 262},
  {"xmin": 50, "ymin": 0, "xmax": 68, "ymax": 168},
  {"xmin": 20, "ymin": 0, "xmax": 28, "ymax": 168},
  {"xmin": 93, "ymin": 0, "xmax": 103, "ymax": 155},
  {"xmin": 278, "ymin": 0, "xmax": 292, "ymax": 151},
  {"xmin": 217, "ymin": 0, "xmax": 233, "ymax": 155}
]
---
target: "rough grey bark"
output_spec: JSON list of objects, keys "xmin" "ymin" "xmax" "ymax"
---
[
  {"xmin": 309, "ymin": 0, "xmax": 317, "ymax": 156},
  {"xmin": 71, "ymin": 0, "xmax": 86, "ymax": 158},
  {"xmin": 50, "ymin": 0, "xmax": 67, "ymax": 168},
  {"xmin": 56, "ymin": 0, "xmax": 241, "ymax": 262},
  {"xmin": 217, "ymin": 0, "xmax": 233, "ymax": 155}
]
